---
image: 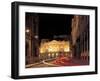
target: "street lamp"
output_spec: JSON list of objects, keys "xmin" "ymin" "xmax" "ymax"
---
[{"xmin": 26, "ymin": 29, "xmax": 30, "ymax": 33}]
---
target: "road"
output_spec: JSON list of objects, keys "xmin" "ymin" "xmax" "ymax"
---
[{"xmin": 26, "ymin": 57, "xmax": 89, "ymax": 68}]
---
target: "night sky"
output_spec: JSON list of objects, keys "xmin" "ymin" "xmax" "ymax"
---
[
  {"xmin": 38, "ymin": 13, "xmax": 73, "ymax": 39},
  {"xmin": 26, "ymin": 13, "xmax": 73, "ymax": 40}
]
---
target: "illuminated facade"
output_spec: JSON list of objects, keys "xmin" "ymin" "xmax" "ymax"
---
[
  {"xmin": 40, "ymin": 40, "xmax": 70, "ymax": 53},
  {"xmin": 39, "ymin": 40, "xmax": 71, "ymax": 60}
]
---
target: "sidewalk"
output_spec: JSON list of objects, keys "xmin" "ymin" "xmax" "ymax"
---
[{"xmin": 71, "ymin": 58, "xmax": 89, "ymax": 65}]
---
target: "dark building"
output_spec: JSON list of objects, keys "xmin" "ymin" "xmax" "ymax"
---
[
  {"xmin": 71, "ymin": 15, "xmax": 89, "ymax": 62},
  {"xmin": 25, "ymin": 13, "xmax": 39, "ymax": 65}
]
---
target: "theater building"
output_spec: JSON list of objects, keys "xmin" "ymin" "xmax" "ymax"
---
[{"xmin": 39, "ymin": 40, "xmax": 71, "ymax": 60}]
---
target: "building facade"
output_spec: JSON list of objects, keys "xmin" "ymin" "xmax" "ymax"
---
[
  {"xmin": 39, "ymin": 40, "xmax": 71, "ymax": 60},
  {"xmin": 71, "ymin": 15, "xmax": 89, "ymax": 61},
  {"xmin": 25, "ymin": 13, "xmax": 39, "ymax": 65}
]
